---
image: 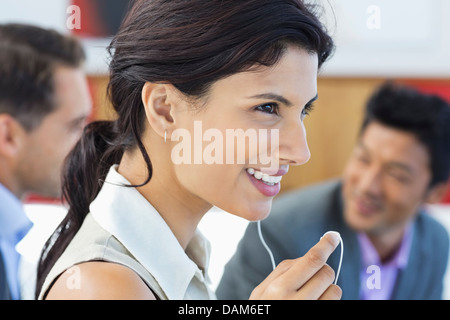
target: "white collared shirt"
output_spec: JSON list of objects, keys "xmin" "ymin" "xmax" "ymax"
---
[{"xmin": 89, "ymin": 165, "xmax": 216, "ymax": 300}]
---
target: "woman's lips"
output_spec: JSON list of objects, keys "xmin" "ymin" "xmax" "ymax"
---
[{"xmin": 246, "ymin": 167, "xmax": 288, "ymax": 197}]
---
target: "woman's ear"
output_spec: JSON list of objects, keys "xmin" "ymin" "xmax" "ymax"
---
[
  {"xmin": 0, "ymin": 114, "xmax": 26, "ymax": 158},
  {"xmin": 141, "ymin": 82, "xmax": 175, "ymax": 139}
]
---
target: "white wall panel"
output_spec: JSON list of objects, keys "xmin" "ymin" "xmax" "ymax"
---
[
  {"xmin": 1, "ymin": 0, "xmax": 449, "ymax": 77},
  {"xmin": 321, "ymin": 0, "xmax": 450, "ymax": 78}
]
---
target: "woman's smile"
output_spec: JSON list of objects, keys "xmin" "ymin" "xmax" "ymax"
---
[{"xmin": 245, "ymin": 166, "xmax": 289, "ymax": 197}]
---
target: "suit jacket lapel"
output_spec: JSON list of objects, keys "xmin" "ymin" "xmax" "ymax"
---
[
  {"xmin": 332, "ymin": 185, "xmax": 361, "ymax": 300},
  {"xmin": 391, "ymin": 221, "xmax": 420, "ymax": 300},
  {"xmin": 339, "ymin": 227, "xmax": 361, "ymax": 299}
]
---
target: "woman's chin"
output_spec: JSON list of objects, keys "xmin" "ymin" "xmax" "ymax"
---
[{"xmin": 217, "ymin": 198, "xmax": 273, "ymax": 222}]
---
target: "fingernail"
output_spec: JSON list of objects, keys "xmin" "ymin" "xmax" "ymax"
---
[{"xmin": 321, "ymin": 231, "xmax": 341, "ymax": 247}]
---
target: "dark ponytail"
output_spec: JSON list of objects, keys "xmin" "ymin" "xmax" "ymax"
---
[
  {"xmin": 35, "ymin": 121, "xmax": 122, "ymax": 294},
  {"xmin": 36, "ymin": 0, "xmax": 334, "ymax": 297}
]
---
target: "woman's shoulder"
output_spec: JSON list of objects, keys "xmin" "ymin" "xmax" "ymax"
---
[
  {"xmin": 39, "ymin": 213, "xmax": 165, "ymax": 299},
  {"xmin": 45, "ymin": 261, "xmax": 156, "ymax": 300}
]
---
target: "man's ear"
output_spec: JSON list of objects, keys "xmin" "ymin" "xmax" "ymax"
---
[
  {"xmin": 425, "ymin": 182, "xmax": 449, "ymax": 204},
  {"xmin": 141, "ymin": 82, "xmax": 175, "ymax": 139},
  {"xmin": 0, "ymin": 114, "xmax": 26, "ymax": 158}
]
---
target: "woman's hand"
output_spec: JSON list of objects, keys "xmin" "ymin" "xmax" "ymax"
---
[{"xmin": 249, "ymin": 232, "xmax": 342, "ymax": 300}]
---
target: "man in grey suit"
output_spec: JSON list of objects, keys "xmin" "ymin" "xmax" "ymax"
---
[{"xmin": 217, "ymin": 82, "xmax": 450, "ymax": 300}]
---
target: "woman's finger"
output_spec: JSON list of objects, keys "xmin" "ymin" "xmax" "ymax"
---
[
  {"xmin": 318, "ymin": 284, "xmax": 343, "ymax": 300},
  {"xmin": 293, "ymin": 264, "xmax": 336, "ymax": 300},
  {"xmin": 250, "ymin": 232, "xmax": 341, "ymax": 300},
  {"xmin": 276, "ymin": 231, "xmax": 341, "ymax": 291}
]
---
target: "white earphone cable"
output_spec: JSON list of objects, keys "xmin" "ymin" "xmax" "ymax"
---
[
  {"xmin": 257, "ymin": 220, "xmax": 276, "ymax": 270},
  {"xmin": 334, "ymin": 234, "xmax": 343, "ymax": 285},
  {"xmin": 257, "ymin": 221, "xmax": 344, "ymax": 285}
]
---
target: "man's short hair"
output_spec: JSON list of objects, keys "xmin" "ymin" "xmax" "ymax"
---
[
  {"xmin": 0, "ymin": 24, "xmax": 85, "ymax": 130},
  {"xmin": 361, "ymin": 82, "xmax": 450, "ymax": 187}
]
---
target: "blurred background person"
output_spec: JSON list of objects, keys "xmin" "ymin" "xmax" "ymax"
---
[
  {"xmin": 0, "ymin": 23, "xmax": 91, "ymax": 300},
  {"xmin": 217, "ymin": 82, "xmax": 450, "ymax": 300}
]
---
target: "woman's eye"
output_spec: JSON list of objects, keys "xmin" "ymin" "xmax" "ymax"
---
[
  {"xmin": 255, "ymin": 103, "xmax": 279, "ymax": 115},
  {"xmin": 301, "ymin": 103, "xmax": 315, "ymax": 117}
]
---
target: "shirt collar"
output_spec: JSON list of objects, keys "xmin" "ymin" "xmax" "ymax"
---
[
  {"xmin": 0, "ymin": 183, "xmax": 32, "ymax": 243},
  {"xmin": 89, "ymin": 165, "xmax": 211, "ymax": 300},
  {"xmin": 357, "ymin": 223, "xmax": 413, "ymax": 269}
]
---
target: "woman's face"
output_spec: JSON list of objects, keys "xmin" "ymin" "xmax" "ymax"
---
[{"xmin": 167, "ymin": 46, "xmax": 319, "ymax": 221}]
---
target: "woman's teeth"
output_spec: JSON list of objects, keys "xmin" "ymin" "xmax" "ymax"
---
[{"xmin": 246, "ymin": 168, "xmax": 282, "ymax": 186}]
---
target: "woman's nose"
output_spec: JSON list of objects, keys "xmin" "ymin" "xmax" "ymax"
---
[{"xmin": 278, "ymin": 121, "xmax": 311, "ymax": 166}]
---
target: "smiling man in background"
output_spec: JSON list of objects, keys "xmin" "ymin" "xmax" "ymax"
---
[
  {"xmin": 217, "ymin": 82, "xmax": 450, "ymax": 300},
  {"xmin": 0, "ymin": 24, "xmax": 91, "ymax": 299}
]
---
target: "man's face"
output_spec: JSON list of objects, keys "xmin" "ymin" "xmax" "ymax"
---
[
  {"xmin": 17, "ymin": 66, "xmax": 92, "ymax": 198},
  {"xmin": 342, "ymin": 121, "xmax": 434, "ymax": 236}
]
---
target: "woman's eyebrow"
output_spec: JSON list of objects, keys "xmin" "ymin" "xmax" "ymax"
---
[{"xmin": 247, "ymin": 93, "xmax": 318, "ymax": 107}]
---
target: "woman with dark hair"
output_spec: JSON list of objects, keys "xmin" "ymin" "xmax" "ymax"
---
[{"xmin": 36, "ymin": 0, "xmax": 340, "ymax": 300}]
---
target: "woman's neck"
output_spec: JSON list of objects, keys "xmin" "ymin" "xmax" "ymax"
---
[{"xmin": 118, "ymin": 148, "xmax": 212, "ymax": 250}]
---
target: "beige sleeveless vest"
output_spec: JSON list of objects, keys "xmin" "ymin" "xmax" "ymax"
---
[{"xmin": 38, "ymin": 213, "xmax": 167, "ymax": 300}]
